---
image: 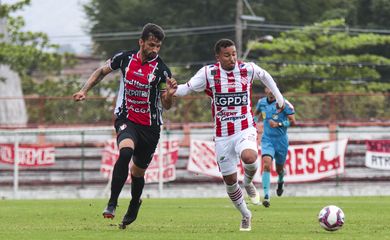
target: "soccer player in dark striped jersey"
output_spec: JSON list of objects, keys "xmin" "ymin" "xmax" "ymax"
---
[{"xmin": 73, "ymin": 23, "xmax": 177, "ymax": 229}]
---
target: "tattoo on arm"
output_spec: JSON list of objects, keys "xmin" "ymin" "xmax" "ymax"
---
[{"xmin": 81, "ymin": 66, "xmax": 110, "ymax": 92}]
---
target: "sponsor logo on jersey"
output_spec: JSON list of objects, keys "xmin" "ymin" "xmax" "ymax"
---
[
  {"xmin": 127, "ymin": 99, "xmax": 149, "ymax": 105},
  {"xmin": 128, "ymin": 104, "xmax": 150, "ymax": 113},
  {"xmin": 119, "ymin": 123, "xmax": 127, "ymax": 131},
  {"xmin": 216, "ymin": 110, "xmax": 246, "ymax": 122},
  {"xmin": 124, "ymin": 79, "xmax": 150, "ymax": 89},
  {"xmin": 125, "ymin": 89, "xmax": 148, "ymax": 98},
  {"xmin": 215, "ymin": 92, "xmax": 248, "ymax": 107},
  {"xmin": 147, "ymin": 73, "xmax": 156, "ymax": 82},
  {"xmin": 133, "ymin": 68, "xmax": 144, "ymax": 77}
]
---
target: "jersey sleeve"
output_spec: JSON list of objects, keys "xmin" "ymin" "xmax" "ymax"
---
[
  {"xmin": 109, "ymin": 51, "xmax": 126, "ymax": 70},
  {"xmin": 187, "ymin": 67, "xmax": 207, "ymax": 92},
  {"xmin": 251, "ymin": 63, "xmax": 284, "ymax": 108}
]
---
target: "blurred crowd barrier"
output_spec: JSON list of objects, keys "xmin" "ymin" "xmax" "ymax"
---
[
  {"xmin": 0, "ymin": 93, "xmax": 389, "ymax": 198},
  {"xmin": 0, "ymin": 93, "xmax": 389, "ymax": 127}
]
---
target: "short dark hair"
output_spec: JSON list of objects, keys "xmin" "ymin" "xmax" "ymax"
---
[
  {"xmin": 214, "ymin": 39, "xmax": 235, "ymax": 54},
  {"xmin": 141, "ymin": 23, "xmax": 165, "ymax": 41}
]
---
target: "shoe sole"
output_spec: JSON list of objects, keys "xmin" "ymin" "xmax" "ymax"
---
[
  {"xmin": 103, "ymin": 213, "xmax": 115, "ymax": 219},
  {"xmin": 239, "ymin": 228, "xmax": 251, "ymax": 231}
]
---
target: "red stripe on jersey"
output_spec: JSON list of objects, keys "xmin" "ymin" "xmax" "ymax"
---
[
  {"xmin": 124, "ymin": 55, "xmax": 158, "ymax": 125},
  {"xmin": 214, "ymin": 64, "xmax": 222, "ymax": 137},
  {"xmin": 227, "ymin": 71, "xmax": 235, "ymax": 136},
  {"xmin": 239, "ymin": 66, "xmax": 249, "ymax": 130}
]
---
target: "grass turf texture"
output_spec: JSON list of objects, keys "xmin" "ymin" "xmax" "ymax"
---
[{"xmin": 1, "ymin": 196, "xmax": 389, "ymax": 240}]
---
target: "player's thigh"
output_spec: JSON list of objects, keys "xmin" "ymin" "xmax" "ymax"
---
[
  {"xmin": 235, "ymin": 127, "xmax": 258, "ymax": 161},
  {"xmin": 115, "ymin": 117, "xmax": 138, "ymax": 147},
  {"xmin": 132, "ymin": 125, "xmax": 160, "ymax": 169},
  {"xmin": 274, "ymin": 137, "xmax": 288, "ymax": 165},
  {"xmin": 215, "ymin": 137, "xmax": 238, "ymax": 176},
  {"xmin": 261, "ymin": 137, "xmax": 275, "ymax": 160}
]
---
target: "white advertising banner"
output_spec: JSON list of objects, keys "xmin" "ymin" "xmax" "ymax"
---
[
  {"xmin": 0, "ymin": 144, "xmax": 55, "ymax": 167},
  {"xmin": 365, "ymin": 140, "xmax": 390, "ymax": 170},
  {"xmin": 188, "ymin": 139, "xmax": 348, "ymax": 183},
  {"xmin": 101, "ymin": 138, "xmax": 179, "ymax": 183}
]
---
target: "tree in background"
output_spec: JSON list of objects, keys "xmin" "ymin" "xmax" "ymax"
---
[
  {"xmin": 248, "ymin": 19, "xmax": 390, "ymax": 93},
  {"xmin": 84, "ymin": 0, "xmax": 238, "ymax": 64},
  {"xmin": 247, "ymin": 18, "xmax": 390, "ymax": 121},
  {"xmin": 0, "ymin": 0, "xmax": 64, "ymax": 83}
]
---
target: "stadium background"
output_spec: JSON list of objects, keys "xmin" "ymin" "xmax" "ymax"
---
[{"xmin": 0, "ymin": 1, "xmax": 390, "ymax": 198}]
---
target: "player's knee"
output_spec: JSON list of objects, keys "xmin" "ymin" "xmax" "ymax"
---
[
  {"xmin": 262, "ymin": 158, "xmax": 272, "ymax": 171},
  {"xmin": 131, "ymin": 164, "xmax": 146, "ymax": 177},
  {"xmin": 263, "ymin": 164, "xmax": 271, "ymax": 172},
  {"xmin": 241, "ymin": 149, "xmax": 258, "ymax": 164},
  {"xmin": 223, "ymin": 174, "xmax": 237, "ymax": 185}
]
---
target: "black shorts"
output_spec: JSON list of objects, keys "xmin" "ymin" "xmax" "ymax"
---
[{"xmin": 114, "ymin": 117, "xmax": 161, "ymax": 169}]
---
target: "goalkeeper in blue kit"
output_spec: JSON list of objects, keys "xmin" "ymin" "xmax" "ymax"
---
[{"xmin": 254, "ymin": 87, "xmax": 296, "ymax": 207}]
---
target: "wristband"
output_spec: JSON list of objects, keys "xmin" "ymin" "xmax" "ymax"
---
[{"xmin": 281, "ymin": 120, "xmax": 290, "ymax": 127}]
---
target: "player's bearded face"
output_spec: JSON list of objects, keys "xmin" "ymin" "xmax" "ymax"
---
[
  {"xmin": 140, "ymin": 36, "xmax": 161, "ymax": 61},
  {"xmin": 217, "ymin": 46, "xmax": 237, "ymax": 71}
]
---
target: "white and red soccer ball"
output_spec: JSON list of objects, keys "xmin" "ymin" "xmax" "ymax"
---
[{"xmin": 318, "ymin": 205, "xmax": 345, "ymax": 231}]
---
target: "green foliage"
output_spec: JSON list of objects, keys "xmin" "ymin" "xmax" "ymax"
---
[
  {"xmin": 0, "ymin": 0, "xmax": 30, "ymax": 17},
  {"xmin": 84, "ymin": 0, "xmax": 237, "ymax": 63},
  {"xmin": 250, "ymin": 19, "xmax": 390, "ymax": 93},
  {"xmin": 0, "ymin": 2, "xmax": 68, "ymax": 77}
]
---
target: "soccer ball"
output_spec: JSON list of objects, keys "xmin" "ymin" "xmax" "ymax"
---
[{"xmin": 318, "ymin": 205, "xmax": 345, "ymax": 231}]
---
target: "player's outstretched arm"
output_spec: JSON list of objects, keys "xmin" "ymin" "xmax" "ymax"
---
[
  {"xmin": 73, "ymin": 61, "xmax": 112, "ymax": 102},
  {"xmin": 253, "ymin": 64, "xmax": 284, "ymax": 109},
  {"xmin": 174, "ymin": 83, "xmax": 194, "ymax": 97},
  {"xmin": 161, "ymin": 77, "xmax": 178, "ymax": 110}
]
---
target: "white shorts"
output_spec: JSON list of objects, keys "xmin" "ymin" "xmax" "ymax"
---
[{"xmin": 215, "ymin": 127, "xmax": 258, "ymax": 176}]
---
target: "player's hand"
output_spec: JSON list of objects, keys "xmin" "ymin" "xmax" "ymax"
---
[
  {"xmin": 166, "ymin": 77, "xmax": 178, "ymax": 96},
  {"xmin": 269, "ymin": 120, "xmax": 279, "ymax": 128},
  {"xmin": 73, "ymin": 91, "xmax": 86, "ymax": 101},
  {"xmin": 276, "ymin": 102, "xmax": 285, "ymax": 113}
]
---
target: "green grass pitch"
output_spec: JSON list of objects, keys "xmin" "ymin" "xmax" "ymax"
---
[{"xmin": 0, "ymin": 196, "xmax": 389, "ymax": 240}]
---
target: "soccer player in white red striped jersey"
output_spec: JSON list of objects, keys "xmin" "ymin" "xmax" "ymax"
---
[{"xmin": 173, "ymin": 39, "xmax": 285, "ymax": 231}]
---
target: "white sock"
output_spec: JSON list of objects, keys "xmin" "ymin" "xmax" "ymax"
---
[
  {"xmin": 243, "ymin": 161, "xmax": 259, "ymax": 186},
  {"xmin": 226, "ymin": 182, "xmax": 251, "ymax": 217}
]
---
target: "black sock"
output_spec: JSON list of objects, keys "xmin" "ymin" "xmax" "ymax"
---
[
  {"xmin": 108, "ymin": 147, "xmax": 133, "ymax": 205},
  {"xmin": 131, "ymin": 174, "xmax": 145, "ymax": 203}
]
